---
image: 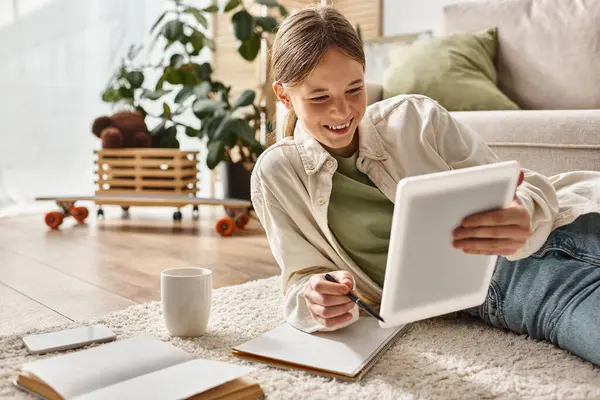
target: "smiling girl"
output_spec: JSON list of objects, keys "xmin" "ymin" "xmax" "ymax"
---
[{"xmin": 251, "ymin": 5, "xmax": 600, "ymax": 366}]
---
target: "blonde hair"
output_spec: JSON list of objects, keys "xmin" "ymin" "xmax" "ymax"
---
[{"xmin": 270, "ymin": 6, "xmax": 365, "ymax": 138}]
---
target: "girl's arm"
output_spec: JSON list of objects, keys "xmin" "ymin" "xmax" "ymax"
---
[
  {"xmin": 251, "ymin": 172, "xmax": 359, "ymax": 333},
  {"xmin": 422, "ymin": 98, "xmax": 560, "ymax": 260}
]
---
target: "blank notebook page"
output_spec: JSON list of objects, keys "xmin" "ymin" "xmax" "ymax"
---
[
  {"xmin": 71, "ymin": 359, "xmax": 255, "ymax": 400},
  {"xmin": 22, "ymin": 335, "xmax": 193, "ymax": 399},
  {"xmin": 233, "ymin": 317, "xmax": 405, "ymax": 376}
]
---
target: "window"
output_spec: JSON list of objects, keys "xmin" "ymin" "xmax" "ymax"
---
[
  {"xmin": 0, "ymin": 0, "xmax": 15, "ymax": 28},
  {"xmin": 0, "ymin": 0, "xmax": 58, "ymax": 28},
  {"xmin": 15, "ymin": 0, "xmax": 56, "ymax": 16}
]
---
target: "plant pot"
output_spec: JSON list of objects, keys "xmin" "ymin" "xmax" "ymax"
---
[{"xmin": 222, "ymin": 162, "xmax": 251, "ymax": 201}]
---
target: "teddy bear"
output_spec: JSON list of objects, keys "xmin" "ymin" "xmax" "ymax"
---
[{"xmin": 91, "ymin": 110, "xmax": 152, "ymax": 148}]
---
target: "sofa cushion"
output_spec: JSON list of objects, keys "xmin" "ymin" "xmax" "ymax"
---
[
  {"xmin": 382, "ymin": 28, "xmax": 519, "ymax": 112},
  {"xmin": 451, "ymin": 109, "xmax": 600, "ymax": 176},
  {"xmin": 443, "ymin": 0, "xmax": 600, "ymax": 110}
]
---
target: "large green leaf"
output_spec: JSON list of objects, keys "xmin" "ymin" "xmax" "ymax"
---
[
  {"xmin": 170, "ymin": 54, "xmax": 184, "ymax": 68},
  {"xmin": 162, "ymin": 67, "xmax": 185, "ymax": 85},
  {"xmin": 126, "ymin": 71, "xmax": 144, "ymax": 88},
  {"xmin": 195, "ymin": 63, "xmax": 212, "ymax": 80},
  {"xmin": 150, "ymin": 11, "xmax": 167, "ymax": 33},
  {"xmin": 163, "ymin": 20, "xmax": 184, "ymax": 41},
  {"xmin": 204, "ymin": 114, "xmax": 226, "ymax": 140},
  {"xmin": 202, "ymin": 5, "xmax": 219, "ymax": 13},
  {"xmin": 232, "ymin": 90, "xmax": 256, "ymax": 109},
  {"xmin": 178, "ymin": 66, "xmax": 199, "ymax": 85},
  {"xmin": 206, "ymin": 140, "xmax": 227, "ymax": 169},
  {"xmin": 213, "ymin": 117, "xmax": 255, "ymax": 142},
  {"xmin": 192, "ymin": 99, "xmax": 227, "ymax": 118},
  {"xmin": 231, "ymin": 10, "xmax": 254, "ymax": 41},
  {"xmin": 255, "ymin": 0, "xmax": 277, "ymax": 6},
  {"xmin": 189, "ymin": 31, "xmax": 204, "ymax": 55},
  {"xmin": 255, "ymin": 16, "xmax": 278, "ymax": 33},
  {"xmin": 164, "ymin": 67, "xmax": 183, "ymax": 85},
  {"xmin": 160, "ymin": 135, "xmax": 180, "ymax": 149},
  {"xmin": 141, "ymin": 89, "xmax": 171, "ymax": 100},
  {"xmin": 118, "ymin": 86, "xmax": 134, "ymax": 99},
  {"xmin": 164, "ymin": 125, "xmax": 178, "ymax": 137},
  {"xmin": 185, "ymin": 126, "xmax": 201, "ymax": 138},
  {"xmin": 184, "ymin": 8, "xmax": 208, "ymax": 29},
  {"xmin": 230, "ymin": 119, "xmax": 257, "ymax": 142},
  {"xmin": 237, "ymin": 33, "xmax": 261, "ymax": 61},
  {"xmin": 174, "ymin": 86, "xmax": 194, "ymax": 104},
  {"xmin": 101, "ymin": 88, "xmax": 122, "ymax": 102},
  {"xmin": 193, "ymin": 82, "xmax": 212, "ymax": 99},
  {"xmin": 224, "ymin": 0, "xmax": 241, "ymax": 12}
]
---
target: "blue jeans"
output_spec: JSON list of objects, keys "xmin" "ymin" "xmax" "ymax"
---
[{"xmin": 465, "ymin": 212, "xmax": 600, "ymax": 366}]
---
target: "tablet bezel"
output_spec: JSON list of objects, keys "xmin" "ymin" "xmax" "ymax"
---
[{"xmin": 378, "ymin": 160, "xmax": 521, "ymax": 328}]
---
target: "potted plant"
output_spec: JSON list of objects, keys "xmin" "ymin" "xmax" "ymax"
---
[{"xmin": 100, "ymin": 0, "xmax": 287, "ymax": 200}]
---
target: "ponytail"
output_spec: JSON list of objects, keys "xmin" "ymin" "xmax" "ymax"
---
[{"xmin": 284, "ymin": 108, "xmax": 298, "ymax": 138}]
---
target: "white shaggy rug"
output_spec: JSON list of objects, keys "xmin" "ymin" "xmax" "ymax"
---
[{"xmin": 1, "ymin": 276, "xmax": 599, "ymax": 399}]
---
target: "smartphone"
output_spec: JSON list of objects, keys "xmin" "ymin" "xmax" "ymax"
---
[{"xmin": 22, "ymin": 324, "xmax": 117, "ymax": 355}]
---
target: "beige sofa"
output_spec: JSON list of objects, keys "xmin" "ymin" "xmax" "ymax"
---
[
  {"xmin": 276, "ymin": 0, "xmax": 600, "ymax": 177},
  {"xmin": 370, "ymin": 0, "xmax": 600, "ymax": 177},
  {"xmin": 365, "ymin": 86, "xmax": 600, "ymax": 177}
]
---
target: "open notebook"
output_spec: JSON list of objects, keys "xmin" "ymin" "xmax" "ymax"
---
[
  {"xmin": 13, "ymin": 335, "xmax": 264, "ymax": 400},
  {"xmin": 232, "ymin": 317, "xmax": 409, "ymax": 381}
]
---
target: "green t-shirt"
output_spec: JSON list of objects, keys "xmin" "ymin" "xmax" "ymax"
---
[{"xmin": 327, "ymin": 152, "xmax": 395, "ymax": 287}]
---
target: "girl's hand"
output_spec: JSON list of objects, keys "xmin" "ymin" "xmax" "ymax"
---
[
  {"xmin": 304, "ymin": 271, "xmax": 356, "ymax": 329},
  {"xmin": 452, "ymin": 171, "xmax": 532, "ymax": 256}
]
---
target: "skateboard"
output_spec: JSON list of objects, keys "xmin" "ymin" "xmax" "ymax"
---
[{"xmin": 35, "ymin": 194, "xmax": 252, "ymax": 237}]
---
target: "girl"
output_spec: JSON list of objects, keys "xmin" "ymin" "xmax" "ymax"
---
[{"xmin": 251, "ymin": 5, "xmax": 600, "ymax": 366}]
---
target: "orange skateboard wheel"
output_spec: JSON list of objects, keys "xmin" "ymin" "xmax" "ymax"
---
[
  {"xmin": 71, "ymin": 206, "xmax": 89, "ymax": 223},
  {"xmin": 235, "ymin": 213, "xmax": 249, "ymax": 229},
  {"xmin": 216, "ymin": 217, "xmax": 234, "ymax": 237},
  {"xmin": 45, "ymin": 212, "xmax": 64, "ymax": 229}
]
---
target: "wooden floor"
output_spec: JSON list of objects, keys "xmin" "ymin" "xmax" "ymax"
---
[{"xmin": 0, "ymin": 204, "xmax": 279, "ymax": 335}]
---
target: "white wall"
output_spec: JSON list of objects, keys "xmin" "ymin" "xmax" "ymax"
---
[
  {"xmin": 382, "ymin": 0, "xmax": 475, "ymax": 36},
  {"xmin": 0, "ymin": 0, "xmax": 217, "ymax": 216},
  {"xmin": 0, "ymin": 0, "xmax": 161, "ymax": 215}
]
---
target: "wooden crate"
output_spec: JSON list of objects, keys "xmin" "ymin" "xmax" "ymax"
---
[{"xmin": 94, "ymin": 149, "xmax": 200, "ymax": 196}]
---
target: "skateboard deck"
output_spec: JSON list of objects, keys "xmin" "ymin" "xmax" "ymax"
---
[{"xmin": 36, "ymin": 194, "xmax": 252, "ymax": 236}]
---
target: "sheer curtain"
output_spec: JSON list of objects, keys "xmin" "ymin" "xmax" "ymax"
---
[{"xmin": 0, "ymin": 0, "xmax": 214, "ymax": 217}]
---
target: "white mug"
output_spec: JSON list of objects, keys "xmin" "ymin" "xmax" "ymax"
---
[{"xmin": 161, "ymin": 267, "xmax": 212, "ymax": 337}]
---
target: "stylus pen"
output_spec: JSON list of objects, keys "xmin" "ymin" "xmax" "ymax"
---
[{"xmin": 324, "ymin": 273, "xmax": 385, "ymax": 323}]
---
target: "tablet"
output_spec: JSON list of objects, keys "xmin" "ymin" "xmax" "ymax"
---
[{"xmin": 378, "ymin": 160, "xmax": 521, "ymax": 328}]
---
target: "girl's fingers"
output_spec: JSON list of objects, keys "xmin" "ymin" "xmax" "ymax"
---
[
  {"xmin": 463, "ymin": 247, "xmax": 521, "ymax": 256},
  {"xmin": 314, "ymin": 313, "xmax": 354, "ymax": 329},
  {"xmin": 453, "ymin": 225, "xmax": 531, "ymax": 241},
  {"xmin": 460, "ymin": 204, "xmax": 530, "ymax": 229},
  {"xmin": 309, "ymin": 274, "xmax": 350, "ymax": 295},
  {"xmin": 308, "ymin": 301, "xmax": 356, "ymax": 320},
  {"xmin": 453, "ymin": 238, "xmax": 525, "ymax": 253},
  {"xmin": 305, "ymin": 290, "xmax": 352, "ymax": 307}
]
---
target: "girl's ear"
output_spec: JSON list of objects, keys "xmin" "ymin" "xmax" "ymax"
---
[{"xmin": 273, "ymin": 81, "xmax": 292, "ymax": 110}]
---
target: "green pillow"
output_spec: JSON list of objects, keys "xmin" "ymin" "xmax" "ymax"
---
[{"xmin": 382, "ymin": 28, "xmax": 519, "ymax": 111}]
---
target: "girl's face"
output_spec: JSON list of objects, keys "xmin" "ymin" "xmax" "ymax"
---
[{"xmin": 275, "ymin": 47, "xmax": 367, "ymax": 157}]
